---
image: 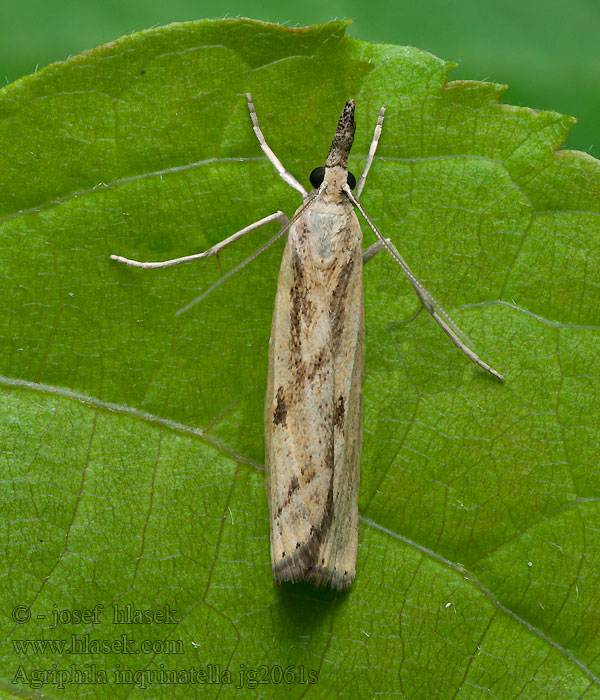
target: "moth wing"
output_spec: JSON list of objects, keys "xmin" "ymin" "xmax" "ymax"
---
[
  {"xmin": 265, "ymin": 218, "xmax": 335, "ymax": 584},
  {"xmin": 265, "ymin": 206, "xmax": 364, "ymax": 589},
  {"xmin": 308, "ymin": 239, "xmax": 364, "ymax": 590}
]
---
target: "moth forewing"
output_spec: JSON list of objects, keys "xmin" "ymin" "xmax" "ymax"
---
[{"xmin": 265, "ymin": 178, "xmax": 364, "ymax": 590}]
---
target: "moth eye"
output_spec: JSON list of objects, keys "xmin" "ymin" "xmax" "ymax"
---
[
  {"xmin": 347, "ymin": 171, "xmax": 357, "ymax": 190},
  {"xmin": 309, "ymin": 166, "xmax": 325, "ymax": 189}
]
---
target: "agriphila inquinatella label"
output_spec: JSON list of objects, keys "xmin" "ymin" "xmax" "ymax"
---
[{"xmin": 111, "ymin": 95, "xmax": 504, "ymax": 590}]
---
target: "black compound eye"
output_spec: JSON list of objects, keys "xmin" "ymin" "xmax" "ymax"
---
[
  {"xmin": 309, "ymin": 166, "xmax": 325, "ymax": 189},
  {"xmin": 310, "ymin": 166, "xmax": 357, "ymax": 190}
]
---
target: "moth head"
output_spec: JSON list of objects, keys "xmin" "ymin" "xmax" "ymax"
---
[
  {"xmin": 309, "ymin": 99, "xmax": 357, "ymax": 192},
  {"xmin": 309, "ymin": 166, "xmax": 356, "ymax": 191},
  {"xmin": 326, "ymin": 98, "xmax": 356, "ymax": 169}
]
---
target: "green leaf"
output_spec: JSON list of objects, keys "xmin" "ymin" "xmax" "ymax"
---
[{"xmin": 1, "ymin": 18, "xmax": 599, "ymax": 699}]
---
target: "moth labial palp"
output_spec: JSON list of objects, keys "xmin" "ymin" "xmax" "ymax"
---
[{"xmin": 110, "ymin": 93, "xmax": 504, "ymax": 591}]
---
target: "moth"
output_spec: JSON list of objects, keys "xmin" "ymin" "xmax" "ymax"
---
[{"xmin": 111, "ymin": 95, "xmax": 504, "ymax": 590}]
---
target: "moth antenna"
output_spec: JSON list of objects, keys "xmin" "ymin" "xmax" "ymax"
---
[
  {"xmin": 343, "ymin": 184, "xmax": 504, "ymax": 382},
  {"xmin": 176, "ymin": 193, "xmax": 319, "ymax": 316}
]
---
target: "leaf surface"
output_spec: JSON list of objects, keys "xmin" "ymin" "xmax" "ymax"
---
[{"xmin": 1, "ymin": 19, "xmax": 599, "ymax": 699}]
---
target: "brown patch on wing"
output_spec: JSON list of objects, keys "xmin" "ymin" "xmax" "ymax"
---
[
  {"xmin": 334, "ymin": 395, "xmax": 345, "ymax": 430},
  {"xmin": 273, "ymin": 386, "xmax": 287, "ymax": 426},
  {"xmin": 275, "ymin": 473, "xmax": 301, "ymax": 517},
  {"xmin": 288, "ymin": 237, "xmax": 314, "ymax": 395},
  {"xmin": 330, "ymin": 258, "xmax": 355, "ymax": 354},
  {"xmin": 306, "ymin": 346, "xmax": 327, "ymax": 383},
  {"xmin": 289, "ymin": 221, "xmax": 314, "ymax": 348}
]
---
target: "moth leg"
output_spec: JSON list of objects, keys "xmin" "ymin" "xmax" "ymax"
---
[
  {"xmin": 246, "ymin": 93, "xmax": 308, "ymax": 197},
  {"xmin": 361, "ymin": 237, "xmax": 504, "ymax": 382},
  {"xmin": 176, "ymin": 193, "xmax": 316, "ymax": 315},
  {"xmin": 362, "ymin": 238, "xmax": 387, "ymax": 264},
  {"xmin": 110, "ymin": 211, "xmax": 289, "ymax": 269},
  {"xmin": 356, "ymin": 106, "xmax": 386, "ymax": 197}
]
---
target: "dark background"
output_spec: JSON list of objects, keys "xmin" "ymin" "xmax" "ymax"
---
[{"xmin": 1, "ymin": 0, "xmax": 598, "ymax": 155}]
